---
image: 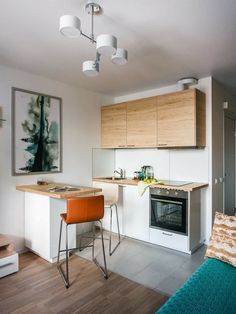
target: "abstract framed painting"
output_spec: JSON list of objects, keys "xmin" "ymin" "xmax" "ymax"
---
[{"xmin": 12, "ymin": 87, "xmax": 62, "ymax": 175}]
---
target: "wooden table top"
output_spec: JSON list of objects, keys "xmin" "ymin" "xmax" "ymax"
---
[{"xmin": 16, "ymin": 183, "xmax": 102, "ymax": 199}]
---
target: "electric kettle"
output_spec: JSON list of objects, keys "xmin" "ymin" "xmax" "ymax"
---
[{"xmin": 141, "ymin": 165, "xmax": 154, "ymax": 180}]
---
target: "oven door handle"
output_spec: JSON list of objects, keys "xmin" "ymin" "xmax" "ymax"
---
[
  {"xmin": 162, "ymin": 232, "xmax": 173, "ymax": 236},
  {"xmin": 150, "ymin": 198, "xmax": 183, "ymax": 205}
]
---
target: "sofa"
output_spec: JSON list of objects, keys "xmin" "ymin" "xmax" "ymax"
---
[{"xmin": 156, "ymin": 257, "xmax": 236, "ymax": 314}]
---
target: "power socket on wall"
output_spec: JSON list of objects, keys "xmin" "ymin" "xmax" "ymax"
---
[{"xmin": 214, "ymin": 177, "xmax": 224, "ymax": 184}]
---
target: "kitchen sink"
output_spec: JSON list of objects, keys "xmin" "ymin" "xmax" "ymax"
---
[{"xmin": 100, "ymin": 177, "xmax": 127, "ymax": 181}]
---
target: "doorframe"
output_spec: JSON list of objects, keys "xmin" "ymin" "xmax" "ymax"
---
[{"xmin": 223, "ymin": 111, "xmax": 236, "ymax": 214}]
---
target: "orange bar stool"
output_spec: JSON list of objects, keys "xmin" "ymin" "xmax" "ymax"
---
[{"xmin": 57, "ymin": 195, "xmax": 108, "ymax": 288}]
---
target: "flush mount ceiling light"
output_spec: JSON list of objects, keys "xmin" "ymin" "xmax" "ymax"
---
[{"xmin": 59, "ymin": 1, "xmax": 128, "ymax": 77}]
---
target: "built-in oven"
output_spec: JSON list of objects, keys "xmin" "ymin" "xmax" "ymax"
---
[{"xmin": 150, "ymin": 188, "xmax": 188, "ymax": 235}]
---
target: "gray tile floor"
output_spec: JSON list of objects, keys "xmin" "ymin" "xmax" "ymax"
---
[{"xmin": 76, "ymin": 232, "xmax": 206, "ymax": 296}]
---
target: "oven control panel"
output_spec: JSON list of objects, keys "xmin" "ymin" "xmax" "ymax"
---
[{"xmin": 150, "ymin": 188, "xmax": 188, "ymax": 199}]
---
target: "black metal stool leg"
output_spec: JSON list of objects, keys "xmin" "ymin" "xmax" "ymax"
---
[
  {"xmin": 109, "ymin": 206, "xmax": 112, "ymax": 255},
  {"xmin": 65, "ymin": 224, "xmax": 69, "ymax": 285},
  {"xmin": 57, "ymin": 219, "xmax": 63, "ymax": 264},
  {"xmin": 100, "ymin": 220, "xmax": 108, "ymax": 279},
  {"xmin": 57, "ymin": 221, "xmax": 70, "ymax": 288},
  {"xmin": 93, "ymin": 220, "xmax": 108, "ymax": 279},
  {"xmin": 92, "ymin": 223, "xmax": 95, "ymax": 261}
]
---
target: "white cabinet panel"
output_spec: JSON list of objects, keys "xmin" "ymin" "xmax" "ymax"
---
[
  {"xmin": 25, "ymin": 193, "xmax": 76, "ymax": 263},
  {"xmin": 123, "ymin": 185, "xmax": 150, "ymax": 241},
  {"xmin": 25, "ymin": 193, "xmax": 50, "ymax": 259},
  {"xmin": 149, "ymin": 228, "xmax": 189, "ymax": 253},
  {"xmin": 50, "ymin": 198, "xmax": 76, "ymax": 260},
  {"xmin": 97, "ymin": 184, "xmax": 150, "ymax": 241}
]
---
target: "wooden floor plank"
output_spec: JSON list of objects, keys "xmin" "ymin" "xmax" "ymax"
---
[{"xmin": 0, "ymin": 252, "xmax": 168, "ymax": 314}]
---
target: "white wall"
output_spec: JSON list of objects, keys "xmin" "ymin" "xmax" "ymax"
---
[
  {"xmin": 0, "ymin": 65, "xmax": 112, "ymax": 251},
  {"xmin": 114, "ymin": 77, "xmax": 212, "ymax": 242}
]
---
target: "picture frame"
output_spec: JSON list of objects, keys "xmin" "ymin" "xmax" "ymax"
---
[{"xmin": 12, "ymin": 87, "xmax": 62, "ymax": 176}]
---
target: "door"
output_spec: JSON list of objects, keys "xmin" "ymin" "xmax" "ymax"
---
[{"xmin": 224, "ymin": 116, "xmax": 235, "ymax": 215}]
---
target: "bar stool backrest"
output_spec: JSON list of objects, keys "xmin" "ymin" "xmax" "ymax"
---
[
  {"xmin": 93, "ymin": 182, "xmax": 119, "ymax": 204},
  {"xmin": 66, "ymin": 195, "xmax": 104, "ymax": 224}
]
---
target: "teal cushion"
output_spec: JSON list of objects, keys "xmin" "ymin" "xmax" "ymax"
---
[{"xmin": 156, "ymin": 258, "xmax": 236, "ymax": 314}]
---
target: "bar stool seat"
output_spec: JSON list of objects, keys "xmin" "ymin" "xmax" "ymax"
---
[
  {"xmin": 93, "ymin": 182, "xmax": 121, "ymax": 256},
  {"xmin": 104, "ymin": 200, "xmax": 116, "ymax": 207},
  {"xmin": 57, "ymin": 195, "xmax": 108, "ymax": 288}
]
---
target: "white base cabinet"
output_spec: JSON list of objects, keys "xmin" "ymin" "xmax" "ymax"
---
[
  {"xmin": 149, "ymin": 189, "xmax": 202, "ymax": 254},
  {"xmin": 94, "ymin": 182, "xmax": 202, "ymax": 254},
  {"xmin": 100, "ymin": 184, "xmax": 150, "ymax": 242},
  {"xmin": 122, "ymin": 185, "xmax": 150, "ymax": 242},
  {"xmin": 25, "ymin": 193, "xmax": 76, "ymax": 263},
  {"xmin": 149, "ymin": 228, "xmax": 189, "ymax": 253}
]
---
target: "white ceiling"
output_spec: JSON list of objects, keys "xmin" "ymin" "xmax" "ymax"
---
[{"xmin": 1, "ymin": 0, "xmax": 236, "ymax": 96}]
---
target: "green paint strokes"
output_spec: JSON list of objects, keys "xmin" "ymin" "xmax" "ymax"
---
[{"xmin": 20, "ymin": 95, "xmax": 59, "ymax": 172}]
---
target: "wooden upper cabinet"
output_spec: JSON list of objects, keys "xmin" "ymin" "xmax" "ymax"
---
[
  {"xmin": 101, "ymin": 89, "xmax": 205, "ymax": 149},
  {"xmin": 127, "ymin": 97, "xmax": 157, "ymax": 147},
  {"xmin": 101, "ymin": 103, "xmax": 127, "ymax": 148},
  {"xmin": 157, "ymin": 89, "xmax": 205, "ymax": 148}
]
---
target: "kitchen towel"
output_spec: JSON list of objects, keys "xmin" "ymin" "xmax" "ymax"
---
[{"xmin": 137, "ymin": 181, "xmax": 151, "ymax": 197}]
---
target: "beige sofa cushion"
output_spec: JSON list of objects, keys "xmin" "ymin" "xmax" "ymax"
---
[{"xmin": 205, "ymin": 211, "xmax": 236, "ymax": 267}]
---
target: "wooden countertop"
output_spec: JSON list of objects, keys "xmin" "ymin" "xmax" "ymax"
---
[
  {"xmin": 93, "ymin": 178, "xmax": 208, "ymax": 192},
  {"xmin": 93, "ymin": 177, "xmax": 139, "ymax": 186},
  {"xmin": 150, "ymin": 182, "xmax": 208, "ymax": 192},
  {"xmin": 16, "ymin": 183, "xmax": 102, "ymax": 199}
]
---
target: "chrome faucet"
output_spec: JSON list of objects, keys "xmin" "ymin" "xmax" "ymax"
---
[{"xmin": 113, "ymin": 168, "xmax": 125, "ymax": 178}]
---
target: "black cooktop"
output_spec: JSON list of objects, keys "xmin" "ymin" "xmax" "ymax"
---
[{"xmin": 161, "ymin": 180, "xmax": 192, "ymax": 186}]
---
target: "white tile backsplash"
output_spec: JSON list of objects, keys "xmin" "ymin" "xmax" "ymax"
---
[
  {"xmin": 115, "ymin": 147, "xmax": 209, "ymax": 183},
  {"xmin": 115, "ymin": 149, "xmax": 170, "ymax": 180},
  {"xmin": 169, "ymin": 148, "xmax": 209, "ymax": 182}
]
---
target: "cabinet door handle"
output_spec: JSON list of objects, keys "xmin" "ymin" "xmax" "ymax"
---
[
  {"xmin": 158, "ymin": 144, "xmax": 167, "ymax": 146},
  {"xmin": 127, "ymin": 145, "xmax": 135, "ymax": 147},
  {"xmin": 0, "ymin": 262, "xmax": 14, "ymax": 268},
  {"xmin": 118, "ymin": 145, "xmax": 125, "ymax": 147},
  {"xmin": 162, "ymin": 232, "xmax": 173, "ymax": 236}
]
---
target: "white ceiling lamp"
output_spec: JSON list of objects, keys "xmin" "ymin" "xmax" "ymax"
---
[
  {"xmin": 112, "ymin": 48, "xmax": 128, "ymax": 65},
  {"xmin": 96, "ymin": 34, "xmax": 117, "ymax": 57},
  {"xmin": 59, "ymin": 15, "xmax": 81, "ymax": 38},
  {"xmin": 59, "ymin": 1, "xmax": 128, "ymax": 77},
  {"xmin": 177, "ymin": 77, "xmax": 198, "ymax": 90},
  {"xmin": 82, "ymin": 60, "xmax": 99, "ymax": 77}
]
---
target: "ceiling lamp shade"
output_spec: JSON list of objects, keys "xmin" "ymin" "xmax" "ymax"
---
[
  {"xmin": 82, "ymin": 60, "xmax": 99, "ymax": 77},
  {"xmin": 111, "ymin": 48, "xmax": 128, "ymax": 65},
  {"xmin": 96, "ymin": 34, "xmax": 117, "ymax": 56},
  {"xmin": 59, "ymin": 15, "xmax": 81, "ymax": 38}
]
